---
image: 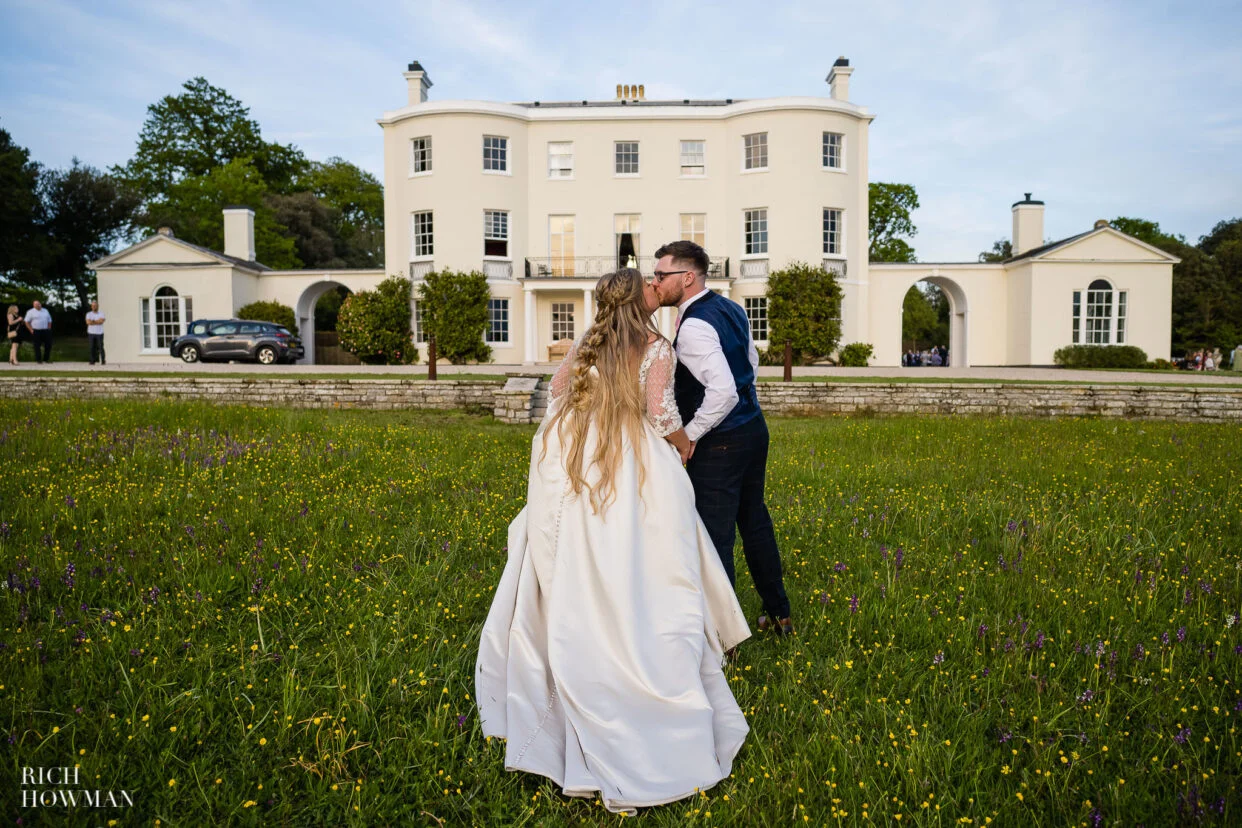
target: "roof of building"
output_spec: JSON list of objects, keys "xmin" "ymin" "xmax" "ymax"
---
[
  {"xmin": 1003, "ymin": 229, "xmax": 1097, "ymax": 263},
  {"xmin": 90, "ymin": 231, "xmax": 272, "ymax": 272},
  {"xmin": 516, "ymin": 99, "xmax": 739, "ymax": 108}
]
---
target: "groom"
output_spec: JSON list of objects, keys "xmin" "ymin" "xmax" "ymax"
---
[{"xmin": 651, "ymin": 240, "xmax": 793, "ymax": 636}]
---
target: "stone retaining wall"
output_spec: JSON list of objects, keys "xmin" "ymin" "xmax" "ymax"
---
[
  {"xmin": 756, "ymin": 382, "xmax": 1242, "ymax": 421},
  {"xmin": 2, "ymin": 377, "xmax": 1239, "ymax": 423},
  {"xmin": 0, "ymin": 376, "xmax": 501, "ymax": 411}
]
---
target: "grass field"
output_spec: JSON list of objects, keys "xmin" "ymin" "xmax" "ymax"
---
[{"xmin": 1, "ymin": 401, "xmax": 1239, "ymax": 825}]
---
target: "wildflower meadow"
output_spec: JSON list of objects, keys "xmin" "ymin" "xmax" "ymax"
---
[{"xmin": 1, "ymin": 399, "xmax": 1239, "ymax": 825}]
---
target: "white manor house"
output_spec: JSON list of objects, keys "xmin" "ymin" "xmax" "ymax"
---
[{"xmin": 95, "ymin": 59, "xmax": 1177, "ymax": 366}]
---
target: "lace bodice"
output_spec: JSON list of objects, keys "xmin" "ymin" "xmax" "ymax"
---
[{"xmin": 549, "ymin": 337, "xmax": 684, "ymax": 437}]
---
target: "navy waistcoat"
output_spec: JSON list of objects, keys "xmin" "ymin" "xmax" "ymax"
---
[{"xmin": 673, "ymin": 290, "xmax": 761, "ymax": 435}]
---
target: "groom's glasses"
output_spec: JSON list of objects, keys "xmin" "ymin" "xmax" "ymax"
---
[{"xmin": 650, "ymin": 270, "xmax": 690, "ymax": 284}]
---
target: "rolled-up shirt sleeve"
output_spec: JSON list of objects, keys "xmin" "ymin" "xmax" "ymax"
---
[{"xmin": 677, "ymin": 318, "xmax": 739, "ymax": 442}]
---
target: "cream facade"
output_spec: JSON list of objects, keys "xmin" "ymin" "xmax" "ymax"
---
[
  {"xmin": 93, "ymin": 211, "xmax": 384, "ymax": 364},
  {"xmin": 92, "ymin": 59, "xmax": 1176, "ymax": 367}
]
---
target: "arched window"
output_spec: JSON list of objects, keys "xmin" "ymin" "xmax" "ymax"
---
[
  {"xmin": 1072, "ymin": 279, "xmax": 1127, "ymax": 345},
  {"xmin": 140, "ymin": 286, "xmax": 193, "ymax": 351}
]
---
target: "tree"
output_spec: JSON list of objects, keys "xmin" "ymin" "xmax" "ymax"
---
[
  {"xmin": 0, "ymin": 125, "xmax": 45, "ymax": 283},
  {"xmin": 869, "ymin": 182, "xmax": 919, "ymax": 262},
  {"xmin": 901, "ymin": 284, "xmax": 941, "ymax": 351},
  {"xmin": 266, "ymin": 190, "xmax": 344, "ymax": 268},
  {"xmin": 37, "ymin": 160, "xmax": 140, "ymax": 308},
  {"xmin": 237, "ymin": 300, "xmax": 297, "ymax": 336},
  {"xmin": 299, "ymin": 158, "xmax": 384, "ymax": 267},
  {"xmin": 418, "ymin": 269, "xmax": 492, "ymax": 364},
  {"xmin": 978, "ymin": 239, "xmax": 1012, "ymax": 262},
  {"xmin": 115, "ymin": 77, "xmax": 305, "ymax": 199},
  {"xmin": 337, "ymin": 275, "xmax": 416, "ymax": 365},
  {"xmin": 765, "ymin": 260, "xmax": 843, "ymax": 364},
  {"xmin": 1111, "ymin": 216, "xmax": 1241, "ymax": 352},
  {"xmin": 142, "ymin": 158, "xmax": 300, "ymax": 269}
]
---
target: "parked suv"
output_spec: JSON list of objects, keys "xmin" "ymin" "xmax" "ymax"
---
[{"xmin": 171, "ymin": 319, "xmax": 305, "ymax": 365}]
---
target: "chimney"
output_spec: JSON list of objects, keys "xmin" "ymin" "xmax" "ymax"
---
[
  {"xmin": 1011, "ymin": 193, "xmax": 1045, "ymax": 256},
  {"xmin": 404, "ymin": 60, "xmax": 433, "ymax": 105},
  {"xmin": 223, "ymin": 207, "xmax": 256, "ymax": 262},
  {"xmin": 826, "ymin": 57, "xmax": 853, "ymax": 101}
]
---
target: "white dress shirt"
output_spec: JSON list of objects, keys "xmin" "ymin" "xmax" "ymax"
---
[{"xmin": 674, "ymin": 289, "xmax": 759, "ymax": 443}]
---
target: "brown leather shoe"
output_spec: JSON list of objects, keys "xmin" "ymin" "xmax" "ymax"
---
[{"xmin": 757, "ymin": 614, "xmax": 795, "ymax": 636}]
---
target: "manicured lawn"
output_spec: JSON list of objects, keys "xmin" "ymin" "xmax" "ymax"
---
[{"xmin": 1, "ymin": 401, "xmax": 1239, "ymax": 825}]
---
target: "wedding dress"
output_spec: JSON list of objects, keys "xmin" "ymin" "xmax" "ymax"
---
[{"xmin": 475, "ymin": 337, "xmax": 751, "ymax": 815}]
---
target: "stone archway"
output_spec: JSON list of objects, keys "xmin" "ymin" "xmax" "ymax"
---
[
  {"xmin": 899, "ymin": 276, "xmax": 969, "ymax": 367},
  {"xmin": 295, "ymin": 280, "xmax": 354, "ymax": 364}
]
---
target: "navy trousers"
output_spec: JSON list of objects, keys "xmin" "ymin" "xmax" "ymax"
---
[{"xmin": 685, "ymin": 413, "xmax": 791, "ymax": 620}]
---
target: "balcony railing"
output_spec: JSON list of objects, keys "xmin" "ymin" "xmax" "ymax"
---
[
  {"xmin": 524, "ymin": 256, "xmax": 729, "ymax": 279},
  {"xmin": 739, "ymin": 258, "xmax": 769, "ymax": 278},
  {"xmin": 822, "ymin": 258, "xmax": 847, "ymax": 277},
  {"xmin": 409, "ymin": 261, "xmax": 434, "ymax": 280},
  {"xmin": 482, "ymin": 260, "xmax": 513, "ymax": 280}
]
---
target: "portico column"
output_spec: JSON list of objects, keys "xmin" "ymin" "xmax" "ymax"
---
[
  {"xmin": 583, "ymin": 288, "xmax": 594, "ymax": 326},
  {"xmin": 524, "ymin": 287, "xmax": 537, "ymax": 364}
]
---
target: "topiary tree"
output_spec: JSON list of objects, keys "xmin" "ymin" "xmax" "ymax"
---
[
  {"xmin": 765, "ymin": 260, "xmax": 843, "ymax": 365},
  {"xmin": 336, "ymin": 275, "xmax": 416, "ymax": 365},
  {"xmin": 418, "ymin": 269, "xmax": 492, "ymax": 364},
  {"xmin": 237, "ymin": 300, "xmax": 297, "ymax": 335}
]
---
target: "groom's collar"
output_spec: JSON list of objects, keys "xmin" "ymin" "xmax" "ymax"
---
[{"xmin": 677, "ymin": 287, "xmax": 710, "ymax": 315}]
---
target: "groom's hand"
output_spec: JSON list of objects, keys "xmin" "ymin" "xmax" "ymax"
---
[{"xmin": 679, "ymin": 441, "xmax": 696, "ymax": 465}]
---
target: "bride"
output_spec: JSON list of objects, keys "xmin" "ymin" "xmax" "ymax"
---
[{"xmin": 475, "ymin": 267, "xmax": 751, "ymax": 815}]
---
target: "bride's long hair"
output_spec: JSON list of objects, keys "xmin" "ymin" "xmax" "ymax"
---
[{"xmin": 542, "ymin": 268, "xmax": 661, "ymax": 515}]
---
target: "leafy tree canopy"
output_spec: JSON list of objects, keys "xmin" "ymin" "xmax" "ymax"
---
[
  {"xmin": 418, "ymin": 270, "xmax": 493, "ymax": 364},
  {"xmin": 143, "ymin": 157, "xmax": 299, "ymax": 269},
  {"xmin": 978, "ymin": 239, "xmax": 1012, "ymax": 263},
  {"xmin": 869, "ymin": 182, "xmax": 919, "ymax": 263},
  {"xmin": 116, "ymin": 77, "xmax": 306, "ymax": 198},
  {"xmin": 765, "ymin": 260, "xmax": 843, "ymax": 364}
]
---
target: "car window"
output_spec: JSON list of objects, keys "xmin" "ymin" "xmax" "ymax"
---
[
  {"xmin": 209, "ymin": 323, "xmax": 238, "ymax": 335},
  {"xmin": 190, "ymin": 322, "xmax": 209, "ymax": 335},
  {"xmin": 238, "ymin": 323, "xmax": 262, "ymax": 334},
  {"xmin": 275, "ymin": 326, "xmax": 293, "ymax": 336}
]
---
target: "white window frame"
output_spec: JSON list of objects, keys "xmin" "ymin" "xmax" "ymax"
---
[
  {"xmin": 409, "ymin": 136, "xmax": 432, "ymax": 176},
  {"xmin": 822, "ymin": 132, "xmax": 845, "ymax": 171},
  {"xmin": 411, "ymin": 211, "xmax": 434, "ymax": 259},
  {"xmin": 679, "ymin": 140, "xmax": 705, "ymax": 177},
  {"xmin": 743, "ymin": 208, "xmax": 768, "ymax": 256},
  {"xmin": 551, "ymin": 302, "xmax": 575, "ymax": 341},
  {"xmin": 140, "ymin": 285, "xmax": 192, "ymax": 353},
  {"xmin": 548, "ymin": 141, "xmax": 574, "ymax": 179},
  {"xmin": 548, "ymin": 215, "xmax": 575, "ymax": 277},
  {"xmin": 823, "ymin": 208, "xmax": 844, "ymax": 257},
  {"xmin": 680, "ymin": 213, "xmax": 706, "ymax": 247},
  {"xmin": 744, "ymin": 296, "xmax": 769, "ymax": 344},
  {"xmin": 486, "ymin": 298, "xmax": 510, "ymax": 345},
  {"xmin": 614, "ymin": 141, "xmax": 640, "ymax": 176},
  {"xmin": 1077, "ymin": 279, "xmax": 1127, "ymax": 345},
  {"xmin": 413, "ymin": 301, "xmax": 427, "ymax": 344},
  {"xmin": 614, "ymin": 213, "xmax": 641, "ymax": 266},
  {"xmin": 742, "ymin": 132, "xmax": 768, "ymax": 172},
  {"xmin": 483, "ymin": 210, "xmax": 509, "ymax": 260},
  {"xmin": 483, "ymin": 135, "xmax": 509, "ymax": 174}
]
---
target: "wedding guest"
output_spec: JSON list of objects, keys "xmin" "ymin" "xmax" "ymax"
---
[
  {"xmin": 6, "ymin": 305, "xmax": 21, "ymax": 365},
  {"xmin": 23, "ymin": 300, "xmax": 52, "ymax": 364},
  {"xmin": 85, "ymin": 301, "xmax": 106, "ymax": 365}
]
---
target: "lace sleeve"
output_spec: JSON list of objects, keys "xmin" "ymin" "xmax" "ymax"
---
[
  {"xmin": 642, "ymin": 339, "xmax": 683, "ymax": 437},
  {"xmin": 549, "ymin": 340, "xmax": 578, "ymax": 401}
]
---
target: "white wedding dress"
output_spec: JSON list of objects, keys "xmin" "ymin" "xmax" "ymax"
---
[{"xmin": 475, "ymin": 337, "xmax": 751, "ymax": 815}]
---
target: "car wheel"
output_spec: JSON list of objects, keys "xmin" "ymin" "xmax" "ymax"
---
[
  {"xmin": 180, "ymin": 344, "xmax": 201, "ymax": 363},
  {"xmin": 256, "ymin": 345, "xmax": 277, "ymax": 365}
]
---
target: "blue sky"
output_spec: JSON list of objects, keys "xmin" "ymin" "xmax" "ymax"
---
[{"xmin": 1, "ymin": 0, "xmax": 1239, "ymax": 261}]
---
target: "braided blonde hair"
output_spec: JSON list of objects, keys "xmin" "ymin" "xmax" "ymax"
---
[{"xmin": 542, "ymin": 268, "xmax": 661, "ymax": 515}]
